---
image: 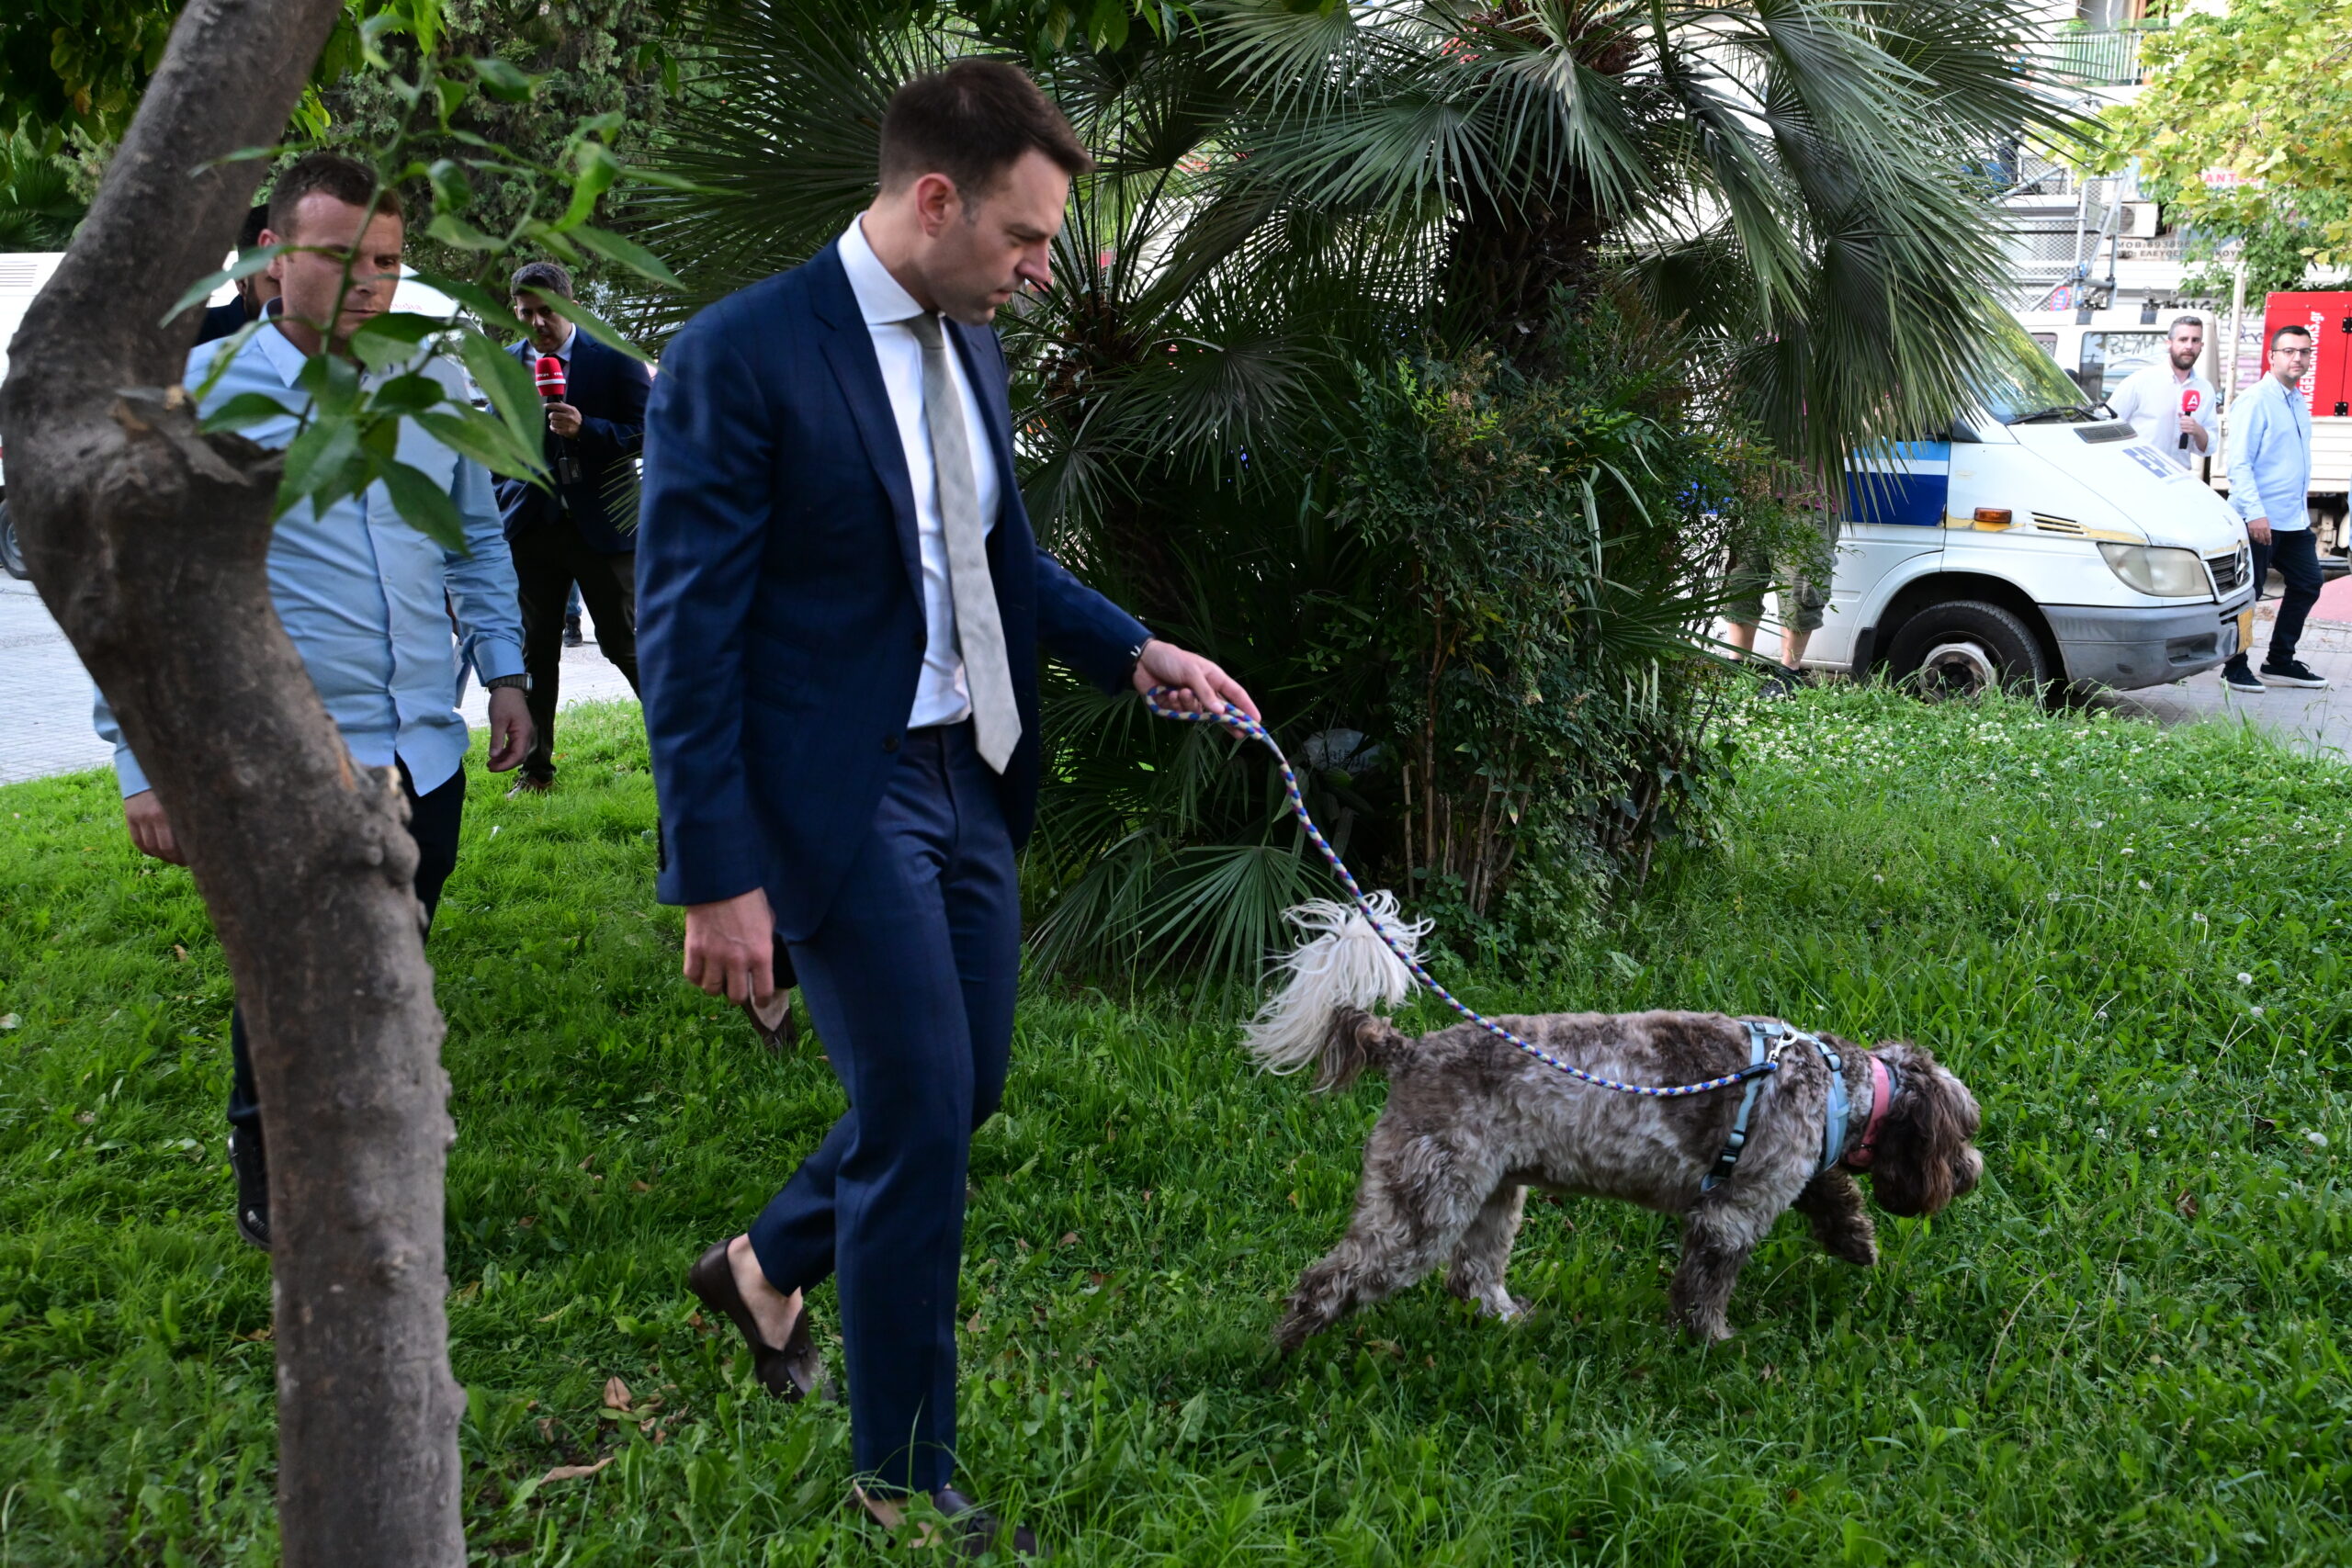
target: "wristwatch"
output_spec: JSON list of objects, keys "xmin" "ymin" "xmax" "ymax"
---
[{"xmin": 483, "ymin": 673, "xmax": 530, "ymax": 694}]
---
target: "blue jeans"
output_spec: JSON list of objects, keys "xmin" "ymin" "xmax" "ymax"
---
[
  {"xmin": 2228, "ymin": 526, "xmax": 2324, "ymax": 671},
  {"xmin": 746, "ymin": 722, "xmax": 1020, "ymax": 1494}
]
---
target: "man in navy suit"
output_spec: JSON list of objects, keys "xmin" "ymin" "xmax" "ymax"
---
[
  {"xmin": 497, "ymin": 260, "xmax": 652, "ymax": 795},
  {"xmin": 638, "ymin": 61, "xmax": 1254, "ymax": 1553}
]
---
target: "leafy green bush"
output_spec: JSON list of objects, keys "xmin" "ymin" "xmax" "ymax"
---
[{"xmin": 1025, "ymin": 303, "xmax": 1807, "ymax": 984}]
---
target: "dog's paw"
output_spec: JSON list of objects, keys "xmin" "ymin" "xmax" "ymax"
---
[
  {"xmin": 1678, "ymin": 1314, "xmax": 1736, "ymax": 1344},
  {"xmin": 1477, "ymin": 1292, "xmax": 1531, "ymax": 1324}
]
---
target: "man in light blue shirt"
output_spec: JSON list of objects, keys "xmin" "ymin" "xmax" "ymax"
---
[
  {"xmin": 93, "ymin": 153, "xmax": 534, "ymax": 1248},
  {"xmin": 2220, "ymin": 323, "xmax": 2325, "ymax": 693}
]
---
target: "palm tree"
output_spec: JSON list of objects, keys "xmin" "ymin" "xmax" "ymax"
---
[{"xmin": 633, "ymin": 0, "xmax": 2075, "ymax": 984}]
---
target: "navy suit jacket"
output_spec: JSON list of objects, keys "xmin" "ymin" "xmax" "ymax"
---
[
  {"xmin": 495, "ymin": 332, "xmax": 652, "ymax": 555},
  {"xmin": 635, "ymin": 241, "xmax": 1151, "ymax": 937}
]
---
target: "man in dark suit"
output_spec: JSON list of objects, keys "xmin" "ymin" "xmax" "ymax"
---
[
  {"xmin": 637, "ymin": 61, "xmax": 1254, "ymax": 1554},
  {"xmin": 497, "ymin": 260, "xmax": 651, "ymax": 795},
  {"xmin": 193, "ymin": 204, "xmax": 277, "ymax": 345}
]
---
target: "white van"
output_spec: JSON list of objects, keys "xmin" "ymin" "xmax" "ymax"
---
[{"xmin": 1801, "ymin": 372, "xmax": 2256, "ymax": 695}]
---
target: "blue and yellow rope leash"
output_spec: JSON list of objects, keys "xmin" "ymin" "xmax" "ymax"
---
[{"xmin": 1144, "ymin": 691, "xmax": 1785, "ymax": 1099}]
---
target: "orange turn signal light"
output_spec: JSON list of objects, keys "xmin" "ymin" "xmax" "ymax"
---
[{"xmin": 1973, "ymin": 507, "xmax": 2013, "ymax": 526}]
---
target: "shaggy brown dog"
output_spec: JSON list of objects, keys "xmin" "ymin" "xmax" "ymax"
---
[{"xmin": 1247, "ymin": 900, "xmax": 1983, "ymax": 1346}]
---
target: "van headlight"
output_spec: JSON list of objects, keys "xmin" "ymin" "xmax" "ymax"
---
[{"xmin": 2098, "ymin": 542, "xmax": 2208, "ymax": 597}]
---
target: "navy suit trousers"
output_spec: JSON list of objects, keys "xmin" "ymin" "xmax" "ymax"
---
[{"xmin": 747, "ymin": 722, "xmax": 1019, "ymax": 1493}]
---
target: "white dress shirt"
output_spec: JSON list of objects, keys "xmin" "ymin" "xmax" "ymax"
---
[
  {"xmin": 2108, "ymin": 359, "xmax": 2216, "ymax": 469},
  {"xmin": 837, "ymin": 215, "xmax": 1001, "ymax": 729}
]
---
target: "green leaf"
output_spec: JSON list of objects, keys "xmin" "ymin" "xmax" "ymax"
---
[
  {"xmin": 349, "ymin": 311, "xmax": 458, "ymax": 371},
  {"xmin": 368, "ymin": 372, "xmax": 450, "ymax": 414},
  {"xmin": 377, "ymin": 457, "xmax": 469, "ymax": 551},
  {"xmin": 469, "ymin": 55, "xmax": 541, "ymax": 103},
  {"xmin": 458, "ymin": 329, "xmax": 548, "ymax": 463},
  {"xmin": 406, "ymin": 271, "xmax": 528, "ymax": 336},
  {"xmin": 426, "ymin": 158, "xmax": 474, "ymax": 213},
  {"xmin": 554, "ymin": 141, "xmax": 621, "ymax": 232},
  {"xmin": 276, "ymin": 415, "xmax": 361, "ymax": 520},
  {"xmin": 161, "ymin": 246, "xmax": 283, "ymax": 327},
  {"xmin": 425, "ymin": 211, "xmax": 501, "ymax": 252},
  {"xmin": 551, "ymin": 292, "xmax": 654, "ymax": 365},
  {"xmin": 295, "ymin": 352, "xmax": 362, "ymax": 420},
  {"xmin": 565, "ymin": 223, "xmax": 680, "ymax": 292},
  {"xmin": 198, "ymin": 391, "xmax": 299, "ymax": 434},
  {"xmin": 416, "ymin": 406, "xmax": 547, "ymax": 482}
]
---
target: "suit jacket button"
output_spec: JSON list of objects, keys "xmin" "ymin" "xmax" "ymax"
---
[{"xmin": 883, "ymin": 734, "xmax": 900, "ymax": 751}]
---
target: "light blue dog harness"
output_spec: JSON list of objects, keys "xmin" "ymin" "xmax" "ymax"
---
[{"xmin": 1700, "ymin": 1021, "xmax": 1863, "ymax": 1193}]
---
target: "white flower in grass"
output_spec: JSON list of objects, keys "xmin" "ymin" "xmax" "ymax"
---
[
  {"xmin": 2237, "ymin": 972, "xmax": 2253, "ymax": 985},
  {"xmin": 2251, "ymin": 1006, "xmax": 2265, "ymax": 1017},
  {"xmin": 2192, "ymin": 912, "xmax": 2207, "ymax": 924},
  {"xmin": 2138, "ymin": 880, "xmax": 2153, "ymax": 891},
  {"xmin": 2305, "ymin": 1130, "xmax": 2330, "ymax": 1150},
  {"xmin": 2047, "ymin": 891, "xmax": 2062, "ymax": 904}
]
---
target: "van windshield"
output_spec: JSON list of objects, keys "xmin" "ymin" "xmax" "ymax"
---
[{"xmin": 1981, "ymin": 352, "xmax": 2100, "ymax": 425}]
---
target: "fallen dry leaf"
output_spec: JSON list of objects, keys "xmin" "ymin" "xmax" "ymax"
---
[
  {"xmin": 0, "ymin": 1014, "xmax": 19, "ymax": 1031},
  {"xmin": 577, "ymin": 1155, "xmax": 594, "ymax": 1171},
  {"xmin": 2176, "ymin": 1190, "xmax": 2199, "ymax": 1219},
  {"xmin": 539, "ymin": 1456, "xmax": 614, "ymax": 1484},
  {"xmin": 603, "ymin": 1376, "xmax": 632, "ymax": 1413},
  {"xmin": 516, "ymin": 1215, "xmax": 536, "ymax": 1228},
  {"xmin": 630, "ymin": 1179, "xmax": 652, "ymax": 1192},
  {"xmin": 1059, "ymin": 1232, "xmax": 1079, "ymax": 1247},
  {"xmin": 172, "ymin": 944, "xmax": 187, "ymax": 963},
  {"xmin": 967, "ymin": 1313, "xmax": 983, "ymax": 1335}
]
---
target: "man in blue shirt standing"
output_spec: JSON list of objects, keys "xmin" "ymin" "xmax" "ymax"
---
[
  {"xmin": 2220, "ymin": 323, "xmax": 2325, "ymax": 694},
  {"xmin": 94, "ymin": 152, "xmax": 534, "ymax": 1248}
]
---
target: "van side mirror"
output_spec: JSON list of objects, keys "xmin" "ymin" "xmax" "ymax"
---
[{"xmin": 1950, "ymin": 418, "xmax": 1983, "ymax": 444}]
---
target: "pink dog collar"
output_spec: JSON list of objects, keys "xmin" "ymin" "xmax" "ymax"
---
[{"xmin": 1846, "ymin": 1055, "xmax": 1894, "ymax": 1170}]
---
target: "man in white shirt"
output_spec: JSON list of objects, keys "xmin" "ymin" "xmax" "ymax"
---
[
  {"xmin": 2106, "ymin": 315, "xmax": 2216, "ymax": 470},
  {"xmin": 637, "ymin": 61, "xmax": 1255, "ymax": 1553}
]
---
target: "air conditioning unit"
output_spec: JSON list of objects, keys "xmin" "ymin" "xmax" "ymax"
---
[{"xmin": 2121, "ymin": 202, "xmax": 2161, "ymax": 239}]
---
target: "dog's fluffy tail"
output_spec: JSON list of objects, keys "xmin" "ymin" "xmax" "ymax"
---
[{"xmin": 1243, "ymin": 893, "xmax": 1428, "ymax": 1089}]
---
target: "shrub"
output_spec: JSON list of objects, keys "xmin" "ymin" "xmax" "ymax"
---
[{"xmin": 1025, "ymin": 302, "xmax": 1807, "ymax": 984}]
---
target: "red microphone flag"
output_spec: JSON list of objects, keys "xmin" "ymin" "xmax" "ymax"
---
[{"xmin": 534, "ymin": 355, "xmax": 566, "ymax": 401}]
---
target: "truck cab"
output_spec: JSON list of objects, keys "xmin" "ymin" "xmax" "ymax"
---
[{"xmin": 1804, "ymin": 373, "xmax": 2256, "ymax": 695}]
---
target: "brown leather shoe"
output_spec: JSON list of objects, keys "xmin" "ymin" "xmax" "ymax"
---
[
  {"xmin": 686, "ymin": 1241, "xmax": 824, "ymax": 1401},
  {"xmin": 854, "ymin": 1485, "xmax": 1047, "ymax": 1559}
]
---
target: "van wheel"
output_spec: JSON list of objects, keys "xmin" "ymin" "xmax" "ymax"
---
[
  {"xmin": 1884, "ymin": 600, "xmax": 2049, "ymax": 700},
  {"xmin": 0, "ymin": 501, "xmax": 25, "ymax": 581}
]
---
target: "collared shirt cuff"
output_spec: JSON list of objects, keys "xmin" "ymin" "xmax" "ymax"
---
[
  {"xmin": 471, "ymin": 637, "xmax": 526, "ymax": 682},
  {"xmin": 114, "ymin": 745, "xmax": 152, "ymax": 799}
]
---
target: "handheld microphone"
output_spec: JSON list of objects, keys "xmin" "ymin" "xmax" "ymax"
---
[
  {"xmin": 2178, "ymin": 386, "xmax": 2201, "ymax": 451},
  {"xmin": 534, "ymin": 354, "xmax": 579, "ymax": 485}
]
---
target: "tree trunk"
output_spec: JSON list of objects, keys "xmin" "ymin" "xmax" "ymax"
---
[{"xmin": 0, "ymin": 2, "xmax": 468, "ymax": 1563}]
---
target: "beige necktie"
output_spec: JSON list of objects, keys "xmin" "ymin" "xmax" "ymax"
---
[{"xmin": 904, "ymin": 312, "xmax": 1020, "ymax": 772}]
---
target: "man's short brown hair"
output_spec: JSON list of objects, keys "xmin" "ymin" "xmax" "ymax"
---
[
  {"xmin": 511, "ymin": 260, "xmax": 574, "ymax": 300},
  {"xmin": 266, "ymin": 152, "xmax": 402, "ymax": 241},
  {"xmin": 877, "ymin": 59, "xmax": 1091, "ymax": 200}
]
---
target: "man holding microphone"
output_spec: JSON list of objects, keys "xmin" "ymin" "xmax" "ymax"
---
[{"xmin": 2107, "ymin": 314, "xmax": 2215, "ymax": 471}]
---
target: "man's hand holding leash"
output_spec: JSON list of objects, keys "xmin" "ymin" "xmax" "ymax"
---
[{"xmin": 685, "ymin": 638, "xmax": 1255, "ymax": 1009}]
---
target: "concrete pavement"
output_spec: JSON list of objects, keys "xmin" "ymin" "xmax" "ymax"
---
[{"xmin": 1, "ymin": 572, "xmax": 639, "ymax": 787}]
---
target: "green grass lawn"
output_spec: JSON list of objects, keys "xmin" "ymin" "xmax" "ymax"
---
[{"xmin": 2, "ymin": 690, "xmax": 2347, "ymax": 1565}]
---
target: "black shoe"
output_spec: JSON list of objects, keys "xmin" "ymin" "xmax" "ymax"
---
[
  {"xmin": 562, "ymin": 615, "xmax": 583, "ymax": 648},
  {"xmin": 2258, "ymin": 658, "xmax": 2330, "ymax": 689},
  {"xmin": 1758, "ymin": 665, "xmax": 1808, "ymax": 698},
  {"xmin": 854, "ymin": 1486, "xmax": 1046, "ymax": 1560},
  {"xmin": 2220, "ymin": 660, "xmax": 2265, "ymax": 695},
  {"xmin": 228, "ymin": 1126, "xmax": 270, "ymax": 1250},
  {"xmin": 686, "ymin": 1241, "xmax": 825, "ymax": 1401}
]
